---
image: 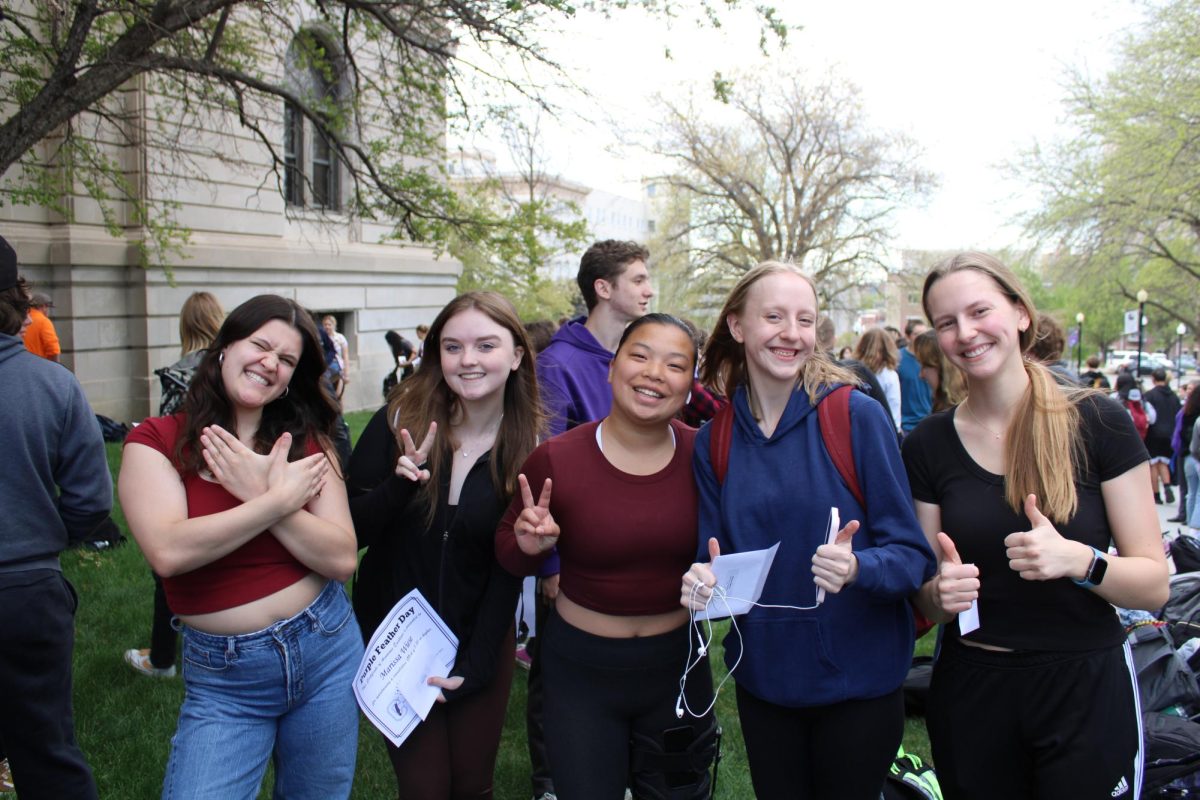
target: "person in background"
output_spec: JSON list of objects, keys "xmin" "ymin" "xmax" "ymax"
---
[
  {"xmin": 909, "ymin": 329, "xmax": 966, "ymax": 413},
  {"xmin": 678, "ymin": 317, "xmax": 726, "ymax": 428},
  {"xmin": 124, "ymin": 291, "xmax": 226, "ymax": 679},
  {"xmin": 905, "ymin": 251, "xmax": 1165, "ymax": 800},
  {"xmin": 897, "ymin": 319, "xmax": 933, "ymax": 434},
  {"xmin": 413, "ymin": 322, "xmax": 430, "ymax": 370},
  {"xmin": 815, "ymin": 316, "xmax": 895, "ymax": 429},
  {"xmin": 0, "ymin": 235, "xmax": 111, "ymax": 799},
  {"xmin": 1178, "ymin": 383, "xmax": 1200, "ymax": 530},
  {"xmin": 854, "ymin": 328, "xmax": 903, "ymax": 432},
  {"xmin": 385, "ymin": 330, "xmax": 417, "ymax": 381},
  {"xmin": 23, "ymin": 291, "xmax": 60, "ymax": 363},
  {"xmin": 322, "ymin": 315, "xmax": 350, "ymax": 397},
  {"xmin": 1170, "ymin": 380, "xmax": 1198, "ymax": 524},
  {"xmin": 1144, "ymin": 368, "xmax": 1182, "ymax": 506},
  {"xmin": 1027, "ymin": 316, "xmax": 1080, "ymax": 385},
  {"xmin": 1078, "ymin": 355, "xmax": 1111, "ymax": 390},
  {"xmin": 524, "ymin": 319, "xmax": 558, "ymax": 355}
]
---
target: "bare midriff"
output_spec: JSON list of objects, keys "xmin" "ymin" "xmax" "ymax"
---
[
  {"xmin": 179, "ymin": 571, "xmax": 325, "ymax": 635},
  {"xmin": 555, "ymin": 591, "xmax": 688, "ymax": 638}
]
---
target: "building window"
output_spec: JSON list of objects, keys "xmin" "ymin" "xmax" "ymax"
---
[{"xmin": 284, "ymin": 31, "xmax": 343, "ymax": 211}]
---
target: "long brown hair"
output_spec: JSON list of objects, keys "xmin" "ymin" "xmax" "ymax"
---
[
  {"xmin": 854, "ymin": 327, "xmax": 899, "ymax": 374},
  {"xmin": 177, "ymin": 295, "xmax": 338, "ymax": 474},
  {"xmin": 910, "ymin": 329, "xmax": 966, "ymax": 413},
  {"xmin": 922, "ymin": 252, "xmax": 1086, "ymax": 523},
  {"xmin": 386, "ymin": 292, "xmax": 544, "ymax": 520},
  {"xmin": 701, "ymin": 261, "xmax": 858, "ymax": 401}
]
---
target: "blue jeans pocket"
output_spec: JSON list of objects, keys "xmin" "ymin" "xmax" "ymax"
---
[
  {"xmin": 182, "ymin": 642, "xmax": 232, "ymax": 673},
  {"xmin": 311, "ymin": 588, "xmax": 354, "ymax": 637}
]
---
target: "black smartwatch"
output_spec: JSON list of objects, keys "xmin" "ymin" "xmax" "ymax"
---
[{"xmin": 1073, "ymin": 546, "xmax": 1108, "ymax": 589}]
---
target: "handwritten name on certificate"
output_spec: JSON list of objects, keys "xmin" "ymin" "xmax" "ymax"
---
[{"xmin": 353, "ymin": 589, "xmax": 459, "ymax": 747}]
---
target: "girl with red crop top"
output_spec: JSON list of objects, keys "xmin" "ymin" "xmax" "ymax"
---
[
  {"xmin": 120, "ymin": 295, "xmax": 361, "ymax": 800},
  {"xmin": 904, "ymin": 253, "xmax": 1167, "ymax": 800},
  {"xmin": 496, "ymin": 314, "xmax": 718, "ymax": 800},
  {"xmin": 346, "ymin": 292, "xmax": 543, "ymax": 800}
]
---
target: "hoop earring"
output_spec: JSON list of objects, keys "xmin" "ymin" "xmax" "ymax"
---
[
  {"xmin": 281, "ymin": 386, "xmax": 289, "ymax": 399},
  {"xmin": 218, "ymin": 352, "xmax": 224, "ymax": 364},
  {"xmin": 686, "ymin": 391, "xmax": 693, "ymax": 405}
]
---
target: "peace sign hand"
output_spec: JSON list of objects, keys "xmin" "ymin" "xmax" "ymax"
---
[
  {"xmin": 513, "ymin": 474, "xmax": 559, "ymax": 556},
  {"xmin": 396, "ymin": 421, "xmax": 437, "ymax": 484}
]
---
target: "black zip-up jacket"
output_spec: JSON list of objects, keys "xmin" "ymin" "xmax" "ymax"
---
[{"xmin": 347, "ymin": 407, "xmax": 520, "ymax": 701}]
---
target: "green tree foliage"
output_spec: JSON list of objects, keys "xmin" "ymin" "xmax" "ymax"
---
[
  {"xmin": 1021, "ymin": 0, "xmax": 1200, "ymax": 341},
  {"xmin": 0, "ymin": 0, "xmax": 789, "ymax": 268},
  {"xmin": 651, "ymin": 69, "xmax": 935, "ymax": 305}
]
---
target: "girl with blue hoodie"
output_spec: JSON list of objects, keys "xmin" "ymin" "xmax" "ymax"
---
[{"xmin": 681, "ymin": 262, "xmax": 935, "ymax": 800}]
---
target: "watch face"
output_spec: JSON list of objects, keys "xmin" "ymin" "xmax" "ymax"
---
[{"xmin": 1090, "ymin": 553, "xmax": 1108, "ymax": 586}]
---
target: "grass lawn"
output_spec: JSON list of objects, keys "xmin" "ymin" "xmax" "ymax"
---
[{"xmin": 56, "ymin": 410, "xmax": 936, "ymax": 798}]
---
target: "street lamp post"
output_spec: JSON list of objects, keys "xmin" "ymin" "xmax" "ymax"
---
[
  {"xmin": 1178, "ymin": 322, "xmax": 1187, "ymax": 375},
  {"xmin": 1076, "ymin": 312, "xmax": 1085, "ymax": 373},
  {"xmin": 1136, "ymin": 289, "xmax": 1149, "ymax": 375}
]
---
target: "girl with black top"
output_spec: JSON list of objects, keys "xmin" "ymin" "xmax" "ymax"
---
[
  {"xmin": 347, "ymin": 292, "xmax": 542, "ymax": 800},
  {"xmin": 903, "ymin": 252, "xmax": 1168, "ymax": 800},
  {"xmin": 496, "ymin": 314, "xmax": 717, "ymax": 800}
]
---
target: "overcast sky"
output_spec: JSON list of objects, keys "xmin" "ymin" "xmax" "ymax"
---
[{"xmin": 457, "ymin": 1, "xmax": 1145, "ymax": 257}]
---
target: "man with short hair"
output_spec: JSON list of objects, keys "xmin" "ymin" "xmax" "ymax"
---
[
  {"xmin": 538, "ymin": 239, "xmax": 654, "ymax": 436},
  {"xmin": 23, "ymin": 291, "xmax": 60, "ymax": 362},
  {"xmin": 897, "ymin": 319, "xmax": 933, "ymax": 433},
  {"xmin": 527, "ymin": 239, "xmax": 653, "ymax": 800},
  {"xmin": 0, "ymin": 235, "xmax": 110, "ymax": 799}
]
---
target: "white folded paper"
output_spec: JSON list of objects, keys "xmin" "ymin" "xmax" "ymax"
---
[
  {"xmin": 353, "ymin": 589, "xmax": 459, "ymax": 747},
  {"xmin": 695, "ymin": 542, "xmax": 781, "ymax": 621}
]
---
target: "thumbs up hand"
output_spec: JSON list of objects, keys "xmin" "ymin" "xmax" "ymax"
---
[
  {"xmin": 681, "ymin": 537, "xmax": 721, "ymax": 611},
  {"xmin": 812, "ymin": 519, "xmax": 861, "ymax": 595},
  {"xmin": 1004, "ymin": 494, "xmax": 1092, "ymax": 581},
  {"xmin": 935, "ymin": 532, "xmax": 980, "ymax": 614}
]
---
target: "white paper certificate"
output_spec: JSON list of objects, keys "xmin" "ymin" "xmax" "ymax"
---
[
  {"xmin": 353, "ymin": 589, "xmax": 459, "ymax": 747},
  {"xmin": 695, "ymin": 542, "xmax": 781, "ymax": 620}
]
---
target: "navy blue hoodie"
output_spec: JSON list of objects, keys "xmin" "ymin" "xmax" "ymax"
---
[{"xmin": 694, "ymin": 384, "xmax": 934, "ymax": 707}]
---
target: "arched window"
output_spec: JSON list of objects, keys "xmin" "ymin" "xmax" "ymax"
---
[{"xmin": 283, "ymin": 31, "xmax": 343, "ymax": 211}]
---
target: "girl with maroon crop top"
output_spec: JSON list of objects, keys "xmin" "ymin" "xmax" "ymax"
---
[
  {"xmin": 120, "ymin": 295, "xmax": 361, "ymax": 800},
  {"xmin": 496, "ymin": 314, "xmax": 718, "ymax": 800}
]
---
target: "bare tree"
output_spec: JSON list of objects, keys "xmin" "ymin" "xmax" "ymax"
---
[{"xmin": 652, "ymin": 70, "xmax": 935, "ymax": 303}]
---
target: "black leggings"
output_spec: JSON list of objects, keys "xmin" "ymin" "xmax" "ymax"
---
[
  {"xmin": 735, "ymin": 682, "xmax": 904, "ymax": 800},
  {"xmin": 541, "ymin": 612, "xmax": 717, "ymax": 800}
]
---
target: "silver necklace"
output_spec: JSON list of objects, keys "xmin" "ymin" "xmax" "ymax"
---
[
  {"xmin": 962, "ymin": 400, "xmax": 1005, "ymax": 441},
  {"xmin": 458, "ymin": 416, "xmax": 503, "ymax": 459}
]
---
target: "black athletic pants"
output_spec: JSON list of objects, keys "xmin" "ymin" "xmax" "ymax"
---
[
  {"xmin": 928, "ymin": 640, "xmax": 1142, "ymax": 800},
  {"xmin": 0, "ymin": 569, "xmax": 98, "ymax": 800},
  {"xmin": 149, "ymin": 572, "xmax": 178, "ymax": 669},
  {"xmin": 541, "ymin": 612, "xmax": 716, "ymax": 800},
  {"xmin": 735, "ymin": 682, "xmax": 904, "ymax": 800}
]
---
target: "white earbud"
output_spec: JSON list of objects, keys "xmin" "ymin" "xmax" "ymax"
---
[{"xmin": 675, "ymin": 695, "xmax": 684, "ymax": 719}]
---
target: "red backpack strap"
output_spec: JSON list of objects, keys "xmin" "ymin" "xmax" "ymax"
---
[
  {"xmin": 817, "ymin": 384, "xmax": 865, "ymax": 508},
  {"xmin": 709, "ymin": 403, "xmax": 735, "ymax": 485}
]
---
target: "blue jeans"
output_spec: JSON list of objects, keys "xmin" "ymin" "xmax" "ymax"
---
[
  {"xmin": 1186, "ymin": 455, "xmax": 1200, "ymax": 528},
  {"xmin": 162, "ymin": 580, "xmax": 363, "ymax": 800}
]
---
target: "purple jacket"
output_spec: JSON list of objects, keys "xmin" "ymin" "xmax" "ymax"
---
[{"xmin": 536, "ymin": 317, "xmax": 614, "ymax": 438}]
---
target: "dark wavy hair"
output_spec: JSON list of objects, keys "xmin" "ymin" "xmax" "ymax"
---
[
  {"xmin": 387, "ymin": 292, "xmax": 545, "ymax": 523},
  {"xmin": 0, "ymin": 278, "xmax": 31, "ymax": 336},
  {"xmin": 175, "ymin": 295, "xmax": 338, "ymax": 474}
]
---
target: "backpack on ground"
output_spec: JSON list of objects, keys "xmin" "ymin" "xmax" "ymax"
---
[
  {"xmin": 880, "ymin": 746, "xmax": 942, "ymax": 800},
  {"xmin": 1127, "ymin": 622, "xmax": 1200, "ymax": 715},
  {"xmin": 1163, "ymin": 571, "xmax": 1200, "ymax": 651},
  {"xmin": 96, "ymin": 414, "xmax": 130, "ymax": 442},
  {"xmin": 1142, "ymin": 711, "xmax": 1200, "ymax": 797},
  {"xmin": 709, "ymin": 384, "xmax": 934, "ymax": 639},
  {"xmin": 1173, "ymin": 538, "xmax": 1200, "ymax": 577}
]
